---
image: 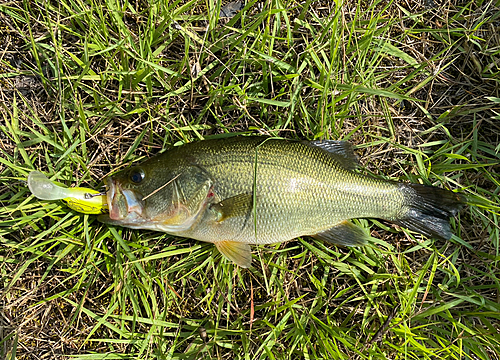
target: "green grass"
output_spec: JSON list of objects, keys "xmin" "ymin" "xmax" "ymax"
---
[{"xmin": 1, "ymin": 0, "xmax": 500, "ymax": 359}]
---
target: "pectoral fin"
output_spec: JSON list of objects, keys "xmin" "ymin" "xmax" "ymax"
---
[
  {"xmin": 215, "ymin": 240, "xmax": 252, "ymax": 268},
  {"xmin": 313, "ymin": 220, "xmax": 369, "ymax": 247},
  {"xmin": 210, "ymin": 193, "xmax": 254, "ymax": 222}
]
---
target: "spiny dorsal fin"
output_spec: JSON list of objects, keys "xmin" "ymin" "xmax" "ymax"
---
[
  {"xmin": 313, "ymin": 220, "xmax": 369, "ymax": 247},
  {"xmin": 308, "ymin": 140, "xmax": 359, "ymax": 170},
  {"xmin": 210, "ymin": 193, "xmax": 254, "ymax": 222},
  {"xmin": 215, "ymin": 240, "xmax": 252, "ymax": 268}
]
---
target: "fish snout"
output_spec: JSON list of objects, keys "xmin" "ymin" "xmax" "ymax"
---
[{"xmin": 107, "ymin": 178, "xmax": 144, "ymax": 220}]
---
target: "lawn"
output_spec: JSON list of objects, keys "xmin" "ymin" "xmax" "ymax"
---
[{"xmin": 1, "ymin": 0, "xmax": 499, "ymax": 359}]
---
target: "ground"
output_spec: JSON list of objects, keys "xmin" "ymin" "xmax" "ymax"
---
[{"xmin": 0, "ymin": 0, "xmax": 499, "ymax": 359}]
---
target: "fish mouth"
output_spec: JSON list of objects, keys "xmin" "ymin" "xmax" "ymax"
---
[{"xmin": 104, "ymin": 177, "xmax": 144, "ymax": 222}]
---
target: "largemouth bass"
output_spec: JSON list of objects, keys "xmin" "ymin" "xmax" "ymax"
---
[{"xmin": 98, "ymin": 137, "xmax": 465, "ymax": 267}]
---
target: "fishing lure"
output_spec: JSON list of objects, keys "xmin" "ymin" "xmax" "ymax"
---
[{"xmin": 28, "ymin": 171, "xmax": 108, "ymax": 214}]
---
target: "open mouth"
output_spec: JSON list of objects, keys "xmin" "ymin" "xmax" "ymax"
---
[{"xmin": 106, "ymin": 178, "xmax": 144, "ymax": 221}]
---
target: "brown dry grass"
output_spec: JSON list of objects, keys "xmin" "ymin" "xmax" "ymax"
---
[{"xmin": 1, "ymin": 0, "xmax": 499, "ymax": 359}]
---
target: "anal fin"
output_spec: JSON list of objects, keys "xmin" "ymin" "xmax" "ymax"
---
[
  {"xmin": 215, "ymin": 240, "xmax": 252, "ymax": 268},
  {"xmin": 313, "ymin": 220, "xmax": 369, "ymax": 247}
]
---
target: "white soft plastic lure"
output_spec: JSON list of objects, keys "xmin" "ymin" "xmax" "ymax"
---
[{"xmin": 28, "ymin": 171, "xmax": 107, "ymax": 214}]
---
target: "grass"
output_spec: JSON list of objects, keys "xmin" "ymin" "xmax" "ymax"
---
[{"xmin": 1, "ymin": 0, "xmax": 500, "ymax": 358}]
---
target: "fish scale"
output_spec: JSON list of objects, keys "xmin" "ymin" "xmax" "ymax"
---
[
  {"xmin": 99, "ymin": 136, "xmax": 465, "ymax": 268},
  {"xmin": 188, "ymin": 139, "xmax": 398, "ymax": 244}
]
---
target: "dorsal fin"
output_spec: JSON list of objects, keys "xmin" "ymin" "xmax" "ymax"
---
[{"xmin": 308, "ymin": 140, "xmax": 359, "ymax": 170}]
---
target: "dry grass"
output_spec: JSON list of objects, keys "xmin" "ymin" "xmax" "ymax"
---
[{"xmin": 1, "ymin": 0, "xmax": 500, "ymax": 359}]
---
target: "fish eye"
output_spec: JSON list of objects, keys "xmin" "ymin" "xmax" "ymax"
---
[{"xmin": 129, "ymin": 168, "xmax": 145, "ymax": 184}]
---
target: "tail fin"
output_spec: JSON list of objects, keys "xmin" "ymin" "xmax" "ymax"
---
[{"xmin": 392, "ymin": 183, "xmax": 466, "ymax": 240}]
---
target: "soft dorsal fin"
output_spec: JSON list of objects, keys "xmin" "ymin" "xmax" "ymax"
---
[
  {"xmin": 210, "ymin": 193, "xmax": 254, "ymax": 222},
  {"xmin": 308, "ymin": 140, "xmax": 360, "ymax": 170},
  {"xmin": 215, "ymin": 240, "xmax": 252, "ymax": 268},
  {"xmin": 313, "ymin": 220, "xmax": 369, "ymax": 247}
]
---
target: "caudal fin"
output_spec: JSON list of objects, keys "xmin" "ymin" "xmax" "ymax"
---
[{"xmin": 392, "ymin": 183, "xmax": 466, "ymax": 240}]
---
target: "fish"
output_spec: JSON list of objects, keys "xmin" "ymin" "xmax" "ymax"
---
[{"xmin": 98, "ymin": 136, "xmax": 466, "ymax": 268}]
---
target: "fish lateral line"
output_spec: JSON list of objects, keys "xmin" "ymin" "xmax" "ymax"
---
[{"xmin": 97, "ymin": 137, "xmax": 466, "ymax": 268}]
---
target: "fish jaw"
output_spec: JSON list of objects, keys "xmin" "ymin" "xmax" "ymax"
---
[
  {"xmin": 99, "ymin": 176, "xmax": 211, "ymax": 233},
  {"xmin": 105, "ymin": 177, "xmax": 145, "ymax": 222}
]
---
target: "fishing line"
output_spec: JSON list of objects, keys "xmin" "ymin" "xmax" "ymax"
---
[{"xmin": 86, "ymin": 192, "xmax": 107, "ymax": 199}]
